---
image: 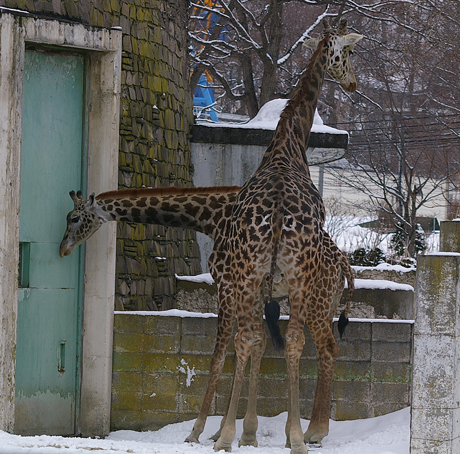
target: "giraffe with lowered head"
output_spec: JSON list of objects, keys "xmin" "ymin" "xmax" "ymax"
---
[{"xmin": 59, "ymin": 185, "xmax": 354, "ymax": 449}]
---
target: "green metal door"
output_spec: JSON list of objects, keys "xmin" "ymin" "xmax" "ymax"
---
[{"xmin": 15, "ymin": 49, "xmax": 86, "ymax": 436}]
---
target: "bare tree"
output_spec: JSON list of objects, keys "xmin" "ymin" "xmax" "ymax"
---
[
  {"xmin": 322, "ymin": 1, "xmax": 460, "ymax": 257},
  {"xmin": 189, "ymin": 1, "xmax": 460, "ymax": 256}
]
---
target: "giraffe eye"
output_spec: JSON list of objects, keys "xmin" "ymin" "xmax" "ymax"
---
[{"xmin": 71, "ymin": 215, "xmax": 80, "ymax": 223}]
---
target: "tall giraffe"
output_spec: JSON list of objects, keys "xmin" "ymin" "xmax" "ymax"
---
[
  {"xmin": 60, "ymin": 185, "xmax": 354, "ymax": 448},
  {"xmin": 215, "ymin": 19, "xmax": 362, "ymax": 454}
]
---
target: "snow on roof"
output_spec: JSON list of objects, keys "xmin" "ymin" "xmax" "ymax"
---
[{"xmin": 201, "ymin": 98, "xmax": 348, "ymax": 135}]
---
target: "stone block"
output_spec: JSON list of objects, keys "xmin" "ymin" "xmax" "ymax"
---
[
  {"xmin": 412, "ymin": 333, "xmax": 457, "ymax": 408},
  {"xmin": 144, "ymin": 331, "xmax": 180, "ymax": 354},
  {"xmin": 181, "ymin": 334, "xmax": 217, "ymax": 355},
  {"xmin": 334, "ymin": 361, "xmax": 371, "ymax": 381},
  {"xmin": 114, "ymin": 313, "xmax": 144, "ymax": 333},
  {"xmin": 371, "ymin": 382, "xmax": 410, "ymax": 405},
  {"xmin": 410, "ymin": 437, "xmax": 458, "ymax": 454},
  {"xmin": 176, "ymin": 355, "xmax": 212, "ymax": 375},
  {"xmin": 372, "ymin": 321, "xmax": 413, "ymax": 342},
  {"xmin": 337, "ymin": 320, "xmax": 371, "ymax": 341},
  {"xmin": 371, "ymin": 362, "xmax": 411, "ymax": 383},
  {"xmin": 112, "ymin": 352, "xmax": 143, "ymax": 372},
  {"xmin": 440, "ymin": 221, "xmax": 460, "ymax": 252},
  {"xmin": 372, "ymin": 341, "xmax": 411, "ymax": 363},
  {"xmin": 258, "ymin": 377, "xmax": 289, "ymax": 399},
  {"xmin": 374, "ymin": 403, "xmax": 409, "ymax": 418},
  {"xmin": 113, "ymin": 332, "xmax": 144, "ymax": 353},
  {"xmin": 337, "ymin": 339, "xmax": 371, "ymax": 362},
  {"xmin": 112, "ymin": 371, "xmax": 142, "ymax": 393},
  {"xmin": 411, "ymin": 407, "xmax": 460, "ymax": 444},
  {"xmin": 259, "ymin": 357, "xmax": 288, "ymax": 377},
  {"xmin": 111, "ymin": 391, "xmax": 142, "ymax": 413},
  {"xmin": 110, "ymin": 410, "xmax": 143, "ymax": 431},
  {"xmin": 415, "ymin": 255, "xmax": 460, "ymax": 336},
  {"xmin": 142, "ymin": 374, "xmax": 178, "ymax": 412},
  {"xmin": 143, "ymin": 314, "xmax": 181, "ymax": 335},
  {"xmin": 332, "ymin": 380, "xmax": 370, "ymax": 403},
  {"xmin": 335, "ymin": 400, "xmax": 371, "ymax": 420},
  {"xmin": 143, "ymin": 353, "xmax": 178, "ymax": 373}
]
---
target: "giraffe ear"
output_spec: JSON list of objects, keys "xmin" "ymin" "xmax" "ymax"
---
[
  {"xmin": 303, "ymin": 37, "xmax": 319, "ymax": 50},
  {"xmin": 342, "ymin": 33, "xmax": 363, "ymax": 46},
  {"xmin": 85, "ymin": 193, "xmax": 96, "ymax": 208}
]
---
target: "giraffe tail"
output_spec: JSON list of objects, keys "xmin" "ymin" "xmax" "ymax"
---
[
  {"xmin": 265, "ymin": 299, "xmax": 284, "ymax": 350},
  {"xmin": 338, "ymin": 255, "xmax": 354, "ymax": 340}
]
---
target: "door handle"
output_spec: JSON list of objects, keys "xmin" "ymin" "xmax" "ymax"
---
[
  {"xmin": 19, "ymin": 242, "xmax": 31, "ymax": 288},
  {"xmin": 58, "ymin": 340, "xmax": 66, "ymax": 374}
]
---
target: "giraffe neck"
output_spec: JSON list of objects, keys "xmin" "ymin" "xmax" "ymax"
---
[
  {"xmin": 94, "ymin": 186, "xmax": 240, "ymax": 238},
  {"xmin": 260, "ymin": 36, "xmax": 329, "ymax": 171}
]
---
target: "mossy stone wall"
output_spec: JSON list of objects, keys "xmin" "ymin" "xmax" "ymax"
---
[
  {"xmin": 111, "ymin": 313, "xmax": 412, "ymax": 431},
  {"xmin": 1, "ymin": 0, "xmax": 201, "ymax": 310}
]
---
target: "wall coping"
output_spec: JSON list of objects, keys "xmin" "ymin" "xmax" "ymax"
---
[{"xmin": 114, "ymin": 310, "xmax": 414, "ymax": 324}]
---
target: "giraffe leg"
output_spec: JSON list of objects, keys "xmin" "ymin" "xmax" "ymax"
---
[
  {"xmin": 185, "ymin": 303, "xmax": 235, "ymax": 443},
  {"xmin": 213, "ymin": 324, "xmax": 253, "ymax": 452},
  {"xmin": 304, "ymin": 323, "xmax": 338, "ymax": 444},
  {"xmin": 284, "ymin": 319, "xmax": 308, "ymax": 454},
  {"xmin": 239, "ymin": 299, "xmax": 267, "ymax": 447}
]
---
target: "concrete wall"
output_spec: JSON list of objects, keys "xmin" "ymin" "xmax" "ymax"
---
[
  {"xmin": 175, "ymin": 279, "xmax": 415, "ymax": 320},
  {"xmin": 111, "ymin": 313, "xmax": 412, "ymax": 431}
]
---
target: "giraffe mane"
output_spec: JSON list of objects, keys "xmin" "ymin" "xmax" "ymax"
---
[
  {"xmin": 96, "ymin": 186, "xmax": 241, "ymax": 200},
  {"xmin": 278, "ymin": 35, "xmax": 328, "ymax": 130}
]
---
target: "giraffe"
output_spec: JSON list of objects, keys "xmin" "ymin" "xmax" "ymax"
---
[
  {"xmin": 213, "ymin": 19, "xmax": 362, "ymax": 454},
  {"xmin": 60, "ymin": 185, "xmax": 354, "ymax": 448}
]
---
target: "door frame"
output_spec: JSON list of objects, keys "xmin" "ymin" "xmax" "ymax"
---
[{"xmin": 0, "ymin": 10, "xmax": 121, "ymax": 437}]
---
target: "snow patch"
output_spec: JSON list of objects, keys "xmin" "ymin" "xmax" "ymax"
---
[
  {"xmin": 0, "ymin": 407, "xmax": 411, "ymax": 453},
  {"xmin": 178, "ymin": 358, "xmax": 196, "ymax": 387}
]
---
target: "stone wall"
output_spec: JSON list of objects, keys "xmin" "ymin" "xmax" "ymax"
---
[
  {"xmin": 111, "ymin": 313, "xmax": 412, "ymax": 431},
  {"xmin": 176, "ymin": 277, "xmax": 415, "ymax": 320},
  {"xmin": 0, "ymin": 0, "xmax": 200, "ymax": 310}
]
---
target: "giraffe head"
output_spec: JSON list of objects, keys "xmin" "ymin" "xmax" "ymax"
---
[
  {"xmin": 59, "ymin": 190, "xmax": 105, "ymax": 257},
  {"xmin": 304, "ymin": 18, "xmax": 363, "ymax": 92}
]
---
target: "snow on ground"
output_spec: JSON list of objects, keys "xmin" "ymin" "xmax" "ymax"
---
[{"xmin": 0, "ymin": 407, "xmax": 410, "ymax": 454}]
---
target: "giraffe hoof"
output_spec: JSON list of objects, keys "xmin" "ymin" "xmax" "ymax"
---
[
  {"xmin": 185, "ymin": 433, "xmax": 200, "ymax": 443},
  {"xmin": 289, "ymin": 443, "xmax": 309, "ymax": 454},
  {"xmin": 238, "ymin": 435, "xmax": 258, "ymax": 447},
  {"xmin": 214, "ymin": 437, "xmax": 233, "ymax": 452},
  {"xmin": 210, "ymin": 429, "xmax": 221, "ymax": 442},
  {"xmin": 304, "ymin": 427, "xmax": 328, "ymax": 444}
]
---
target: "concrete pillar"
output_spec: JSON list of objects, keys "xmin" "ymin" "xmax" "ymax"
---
[
  {"xmin": 411, "ymin": 253, "xmax": 460, "ymax": 453},
  {"xmin": 0, "ymin": 13, "xmax": 23, "ymax": 433},
  {"xmin": 440, "ymin": 221, "xmax": 460, "ymax": 252}
]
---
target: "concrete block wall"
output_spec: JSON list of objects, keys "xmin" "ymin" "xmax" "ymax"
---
[
  {"xmin": 111, "ymin": 313, "xmax": 412, "ymax": 431},
  {"xmin": 175, "ymin": 279, "xmax": 415, "ymax": 320},
  {"xmin": 0, "ymin": 0, "xmax": 200, "ymax": 311}
]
